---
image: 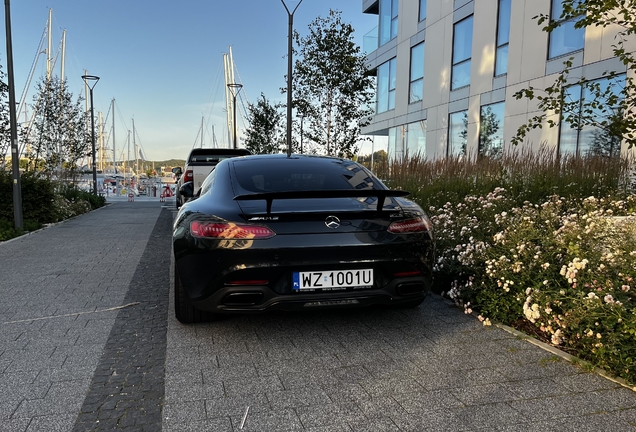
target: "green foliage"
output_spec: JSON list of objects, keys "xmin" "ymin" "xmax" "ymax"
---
[
  {"xmin": 0, "ymin": 171, "xmax": 105, "ymax": 241},
  {"xmin": 291, "ymin": 9, "xmax": 375, "ymax": 158},
  {"xmin": 0, "ymin": 219, "xmax": 23, "ymax": 241},
  {"xmin": 385, "ymin": 152, "xmax": 636, "ymax": 385},
  {"xmin": 357, "ymin": 149, "xmax": 388, "ymax": 171},
  {"xmin": 25, "ymin": 76, "xmax": 88, "ymax": 179},
  {"xmin": 244, "ymin": 93, "xmax": 285, "ymax": 154},
  {"xmin": 513, "ymin": 1, "xmax": 636, "ymax": 149},
  {"xmin": 0, "ymin": 64, "xmax": 15, "ymax": 167}
]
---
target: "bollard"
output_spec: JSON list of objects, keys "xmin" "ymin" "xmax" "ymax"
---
[
  {"xmin": 160, "ymin": 193, "xmax": 165, "ymax": 202},
  {"xmin": 128, "ymin": 193, "xmax": 134, "ymax": 202}
]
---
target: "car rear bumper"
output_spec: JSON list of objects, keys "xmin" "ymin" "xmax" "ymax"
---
[{"xmin": 188, "ymin": 275, "xmax": 430, "ymax": 314}]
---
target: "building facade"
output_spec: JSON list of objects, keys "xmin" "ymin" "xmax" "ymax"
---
[{"xmin": 361, "ymin": 0, "xmax": 635, "ymax": 160}]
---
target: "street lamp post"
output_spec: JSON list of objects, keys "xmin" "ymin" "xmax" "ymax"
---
[
  {"xmin": 4, "ymin": 0, "xmax": 23, "ymax": 229},
  {"xmin": 82, "ymin": 74, "xmax": 100, "ymax": 196},
  {"xmin": 227, "ymin": 83, "xmax": 243, "ymax": 149},
  {"xmin": 297, "ymin": 114, "xmax": 304, "ymax": 154},
  {"xmin": 281, "ymin": 0, "xmax": 304, "ymax": 157}
]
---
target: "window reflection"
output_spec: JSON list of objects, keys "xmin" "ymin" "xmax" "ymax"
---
[{"xmin": 452, "ymin": 16, "xmax": 473, "ymax": 90}]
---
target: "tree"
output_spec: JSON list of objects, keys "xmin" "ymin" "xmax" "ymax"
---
[
  {"xmin": 0, "ymin": 64, "xmax": 14, "ymax": 169},
  {"xmin": 511, "ymin": 1, "xmax": 636, "ymax": 149},
  {"xmin": 244, "ymin": 93, "xmax": 285, "ymax": 154},
  {"xmin": 357, "ymin": 149, "xmax": 388, "ymax": 170},
  {"xmin": 290, "ymin": 9, "xmax": 375, "ymax": 158},
  {"xmin": 27, "ymin": 76, "xmax": 88, "ymax": 181},
  {"xmin": 479, "ymin": 106, "xmax": 502, "ymax": 159}
]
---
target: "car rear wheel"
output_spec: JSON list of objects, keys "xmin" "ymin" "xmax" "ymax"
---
[{"xmin": 174, "ymin": 264, "xmax": 215, "ymax": 323}]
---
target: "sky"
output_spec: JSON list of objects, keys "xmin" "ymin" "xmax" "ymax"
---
[{"xmin": 0, "ymin": 0, "xmax": 378, "ymax": 162}]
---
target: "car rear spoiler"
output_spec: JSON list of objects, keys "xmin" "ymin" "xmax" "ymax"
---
[{"xmin": 234, "ymin": 190, "xmax": 410, "ymax": 213}]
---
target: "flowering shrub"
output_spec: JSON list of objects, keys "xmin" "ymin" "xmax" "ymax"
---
[{"xmin": 430, "ymin": 190, "xmax": 636, "ymax": 384}]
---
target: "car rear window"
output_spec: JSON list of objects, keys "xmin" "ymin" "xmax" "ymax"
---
[{"xmin": 233, "ymin": 158, "xmax": 382, "ymax": 193}]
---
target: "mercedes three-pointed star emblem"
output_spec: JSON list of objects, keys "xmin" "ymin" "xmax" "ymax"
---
[{"xmin": 325, "ymin": 215, "xmax": 341, "ymax": 229}]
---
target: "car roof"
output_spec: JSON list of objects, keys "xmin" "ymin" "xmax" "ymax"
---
[{"xmin": 230, "ymin": 154, "xmax": 349, "ymax": 164}]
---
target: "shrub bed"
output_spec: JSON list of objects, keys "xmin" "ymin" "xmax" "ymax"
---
[
  {"xmin": 0, "ymin": 171, "xmax": 105, "ymax": 241},
  {"xmin": 382, "ymin": 149, "xmax": 636, "ymax": 386}
]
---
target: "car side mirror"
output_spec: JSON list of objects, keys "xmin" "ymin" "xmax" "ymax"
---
[{"xmin": 179, "ymin": 181, "xmax": 194, "ymax": 199}]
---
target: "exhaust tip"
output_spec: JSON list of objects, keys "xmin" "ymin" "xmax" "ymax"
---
[
  {"xmin": 222, "ymin": 292, "xmax": 264, "ymax": 306},
  {"xmin": 396, "ymin": 282, "xmax": 425, "ymax": 296}
]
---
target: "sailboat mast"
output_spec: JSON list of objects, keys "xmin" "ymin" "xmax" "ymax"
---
[
  {"xmin": 47, "ymin": 9, "xmax": 52, "ymax": 81},
  {"xmin": 223, "ymin": 46, "xmax": 237, "ymax": 149},
  {"xmin": 126, "ymin": 130, "xmax": 130, "ymax": 184},
  {"xmin": 98, "ymin": 111, "xmax": 104, "ymax": 172},
  {"xmin": 132, "ymin": 118, "xmax": 137, "ymax": 181},
  {"xmin": 112, "ymin": 99, "xmax": 116, "ymax": 174},
  {"xmin": 200, "ymin": 116, "xmax": 204, "ymax": 148},
  {"xmin": 60, "ymin": 30, "xmax": 66, "ymax": 82}
]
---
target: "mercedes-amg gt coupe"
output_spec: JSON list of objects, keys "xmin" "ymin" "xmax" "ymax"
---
[{"xmin": 172, "ymin": 153, "xmax": 435, "ymax": 323}]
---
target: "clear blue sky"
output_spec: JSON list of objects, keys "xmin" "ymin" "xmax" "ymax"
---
[{"xmin": 1, "ymin": 0, "xmax": 377, "ymax": 161}]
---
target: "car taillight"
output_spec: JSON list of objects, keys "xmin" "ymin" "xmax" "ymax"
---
[
  {"xmin": 190, "ymin": 221, "xmax": 276, "ymax": 239},
  {"xmin": 387, "ymin": 217, "xmax": 431, "ymax": 234},
  {"xmin": 184, "ymin": 169, "xmax": 193, "ymax": 182}
]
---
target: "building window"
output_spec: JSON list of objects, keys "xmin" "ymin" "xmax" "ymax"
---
[
  {"xmin": 448, "ymin": 110, "xmax": 468, "ymax": 157},
  {"xmin": 451, "ymin": 16, "xmax": 473, "ymax": 90},
  {"xmin": 409, "ymin": 42, "xmax": 425, "ymax": 104},
  {"xmin": 559, "ymin": 75, "xmax": 625, "ymax": 157},
  {"xmin": 479, "ymin": 102, "xmax": 504, "ymax": 159},
  {"xmin": 388, "ymin": 127, "xmax": 401, "ymax": 160},
  {"xmin": 377, "ymin": 58, "xmax": 397, "ymax": 113},
  {"xmin": 548, "ymin": 0, "xmax": 584, "ymax": 59},
  {"xmin": 380, "ymin": 0, "xmax": 399, "ymax": 46},
  {"xmin": 419, "ymin": 0, "xmax": 427, "ymax": 21},
  {"xmin": 407, "ymin": 120, "xmax": 426, "ymax": 157},
  {"xmin": 495, "ymin": 0, "xmax": 511, "ymax": 76},
  {"xmin": 387, "ymin": 122, "xmax": 427, "ymax": 160}
]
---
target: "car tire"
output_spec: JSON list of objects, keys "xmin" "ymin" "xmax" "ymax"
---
[{"xmin": 174, "ymin": 264, "xmax": 215, "ymax": 323}]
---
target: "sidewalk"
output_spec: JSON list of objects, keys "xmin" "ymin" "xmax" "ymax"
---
[
  {"xmin": 1, "ymin": 201, "xmax": 635, "ymax": 431},
  {"xmin": 0, "ymin": 201, "xmax": 167, "ymax": 431}
]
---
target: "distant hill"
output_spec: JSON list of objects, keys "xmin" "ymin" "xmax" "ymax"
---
[{"xmin": 153, "ymin": 159, "xmax": 186, "ymax": 167}]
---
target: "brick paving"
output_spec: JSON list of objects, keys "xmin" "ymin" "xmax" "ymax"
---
[{"xmin": 0, "ymin": 197, "xmax": 635, "ymax": 431}]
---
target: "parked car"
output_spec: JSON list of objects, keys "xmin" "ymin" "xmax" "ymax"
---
[
  {"xmin": 175, "ymin": 148, "xmax": 251, "ymax": 209},
  {"xmin": 172, "ymin": 154, "xmax": 435, "ymax": 323}
]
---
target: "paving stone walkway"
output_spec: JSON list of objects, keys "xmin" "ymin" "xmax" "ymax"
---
[{"xmin": 0, "ymin": 198, "xmax": 635, "ymax": 431}]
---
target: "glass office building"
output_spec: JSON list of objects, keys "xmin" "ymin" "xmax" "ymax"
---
[{"xmin": 360, "ymin": 0, "xmax": 634, "ymax": 160}]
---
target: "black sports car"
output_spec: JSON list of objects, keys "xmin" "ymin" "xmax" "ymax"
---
[{"xmin": 172, "ymin": 154, "xmax": 435, "ymax": 323}]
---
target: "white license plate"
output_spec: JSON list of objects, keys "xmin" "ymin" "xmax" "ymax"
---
[{"xmin": 292, "ymin": 269, "xmax": 373, "ymax": 292}]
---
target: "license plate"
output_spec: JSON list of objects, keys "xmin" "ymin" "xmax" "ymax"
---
[{"xmin": 292, "ymin": 269, "xmax": 374, "ymax": 292}]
